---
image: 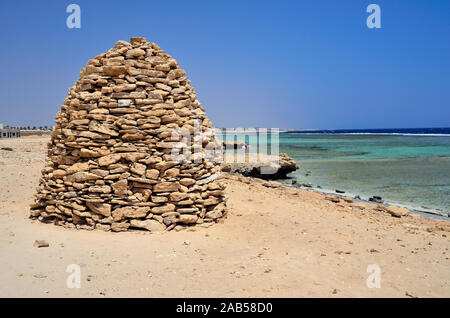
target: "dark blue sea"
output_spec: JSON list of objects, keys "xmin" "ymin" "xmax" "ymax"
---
[{"xmin": 282, "ymin": 127, "xmax": 450, "ymax": 136}]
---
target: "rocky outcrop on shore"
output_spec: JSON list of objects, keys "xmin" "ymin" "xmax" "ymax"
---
[
  {"xmin": 30, "ymin": 37, "xmax": 227, "ymax": 232},
  {"xmin": 221, "ymin": 152, "xmax": 299, "ymax": 179}
]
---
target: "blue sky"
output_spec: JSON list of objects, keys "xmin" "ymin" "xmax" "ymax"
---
[{"xmin": 0, "ymin": 0, "xmax": 448, "ymax": 129}]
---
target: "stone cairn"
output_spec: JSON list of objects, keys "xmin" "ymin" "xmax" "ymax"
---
[{"xmin": 30, "ymin": 37, "xmax": 227, "ymax": 232}]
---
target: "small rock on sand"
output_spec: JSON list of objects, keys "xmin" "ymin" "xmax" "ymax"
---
[
  {"xmin": 33, "ymin": 240, "xmax": 49, "ymax": 248},
  {"xmin": 325, "ymin": 195, "xmax": 340, "ymax": 203},
  {"xmin": 377, "ymin": 205, "xmax": 409, "ymax": 218},
  {"xmin": 405, "ymin": 291, "xmax": 418, "ymax": 298}
]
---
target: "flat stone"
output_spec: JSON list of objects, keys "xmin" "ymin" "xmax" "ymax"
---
[
  {"xmin": 178, "ymin": 214, "xmax": 198, "ymax": 224},
  {"xmin": 112, "ymin": 179, "xmax": 128, "ymax": 196},
  {"xmin": 146, "ymin": 169, "xmax": 159, "ymax": 179},
  {"xmin": 167, "ymin": 69, "xmax": 186, "ymax": 80},
  {"xmin": 180, "ymin": 178, "xmax": 196, "ymax": 186},
  {"xmin": 197, "ymin": 174, "xmax": 218, "ymax": 185},
  {"xmin": 78, "ymin": 131, "xmax": 109, "ymax": 140},
  {"xmin": 118, "ymin": 99, "xmax": 133, "ymax": 107},
  {"xmin": 203, "ymin": 197, "xmax": 219, "ymax": 206},
  {"xmin": 111, "ymin": 222, "xmax": 130, "ymax": 232},
  {"xmin": 90, "ymin": 169, "xmax": 109, "ymax": 177},
  {"xmin": 103, "ymin": 65, "xmax": 127, "ymax": 76},
  {"xmin": 169, "ymin": 192, "xmax": 188, "ymax": 201},
  {"xmin": 130, "ymin": 219, "xmax": 166, "ymax": 232},
  {"xmin": 122, "ymin": 133, "xmax": 146, "ymax": 141},
  {"xmin": 121, "ymin": 152, "xmax": 147, "ymax": 162},
  {"xmin": 153, "ymin": 182, "xmax": 180, "ymax": 193},
  {"xmin": 112, "ymin": 206, "xmax": 150, "ymax": 221},
  {"xmin": 163, "ymin": 215, "xmax": 178, "ymax": 226},
  {"xmin": 164, "ymin": 168, "xmax": 179, "ymax": 178},
  {"xmin": 154, "ymin": 161, "xmax": 177, "ymax": 171},
  {"xmin": 88, "ymin": 185, "xmax": 111, "ymax": 194},
  {"xmin": 206, "ymin": 210, "xmax": 223, "ymax": 219},
  {"xmin": 130, "ymin": 163, "xmax": 146, "ymax": 176},
  {"xmin": 114, "ymin": 84, "xmax": 137, "ymax": 92},
  {"xmin": 89, "ymin": 120, "xmax": 118, "ymax": 136},
  {"xmin": 66, "ymin": 162, "xmax": 90, "ymax": 174},
  {"xmin": 79, "ymin": 148, "xmax": 102, "ymax": 158},
  {"xmin": 86, "ymin": 202, "xmax": 112, "ymax": 217},
  {"xmin": 52, "ymin": 169, "xmax": 67, "ymax": 178},
  {"xmin": 98, "ymin": 154, "xmax": 122, "ymax": 166},
  {"xmin": 110, "ymin": 108, "xmax": 139, "ymax": 114},
  {"xmin": 152, "ymin": 204, "xmax": 176, "ymax": 214},
  {"xmin": 96, "ymin": 224, "xmax": 111, "ymax": 231},
  {"xmin": 126, "ymin": 48, "xmax": 146, "ymax": 58},
  {"xmin": 177, "ymin": 199, "xmax": 194, "ymax": 205},
  {"xmin": 177, "ymin": 207, "xmax": 199, "ymax": 213},
  {"xmin": 129, "ymin": 177, "xmax": 157, "ymax": 184},
  {"xmin": 151, "ymin": 195, "xmax": 168, "ymax": 203},
  {"xmin": 66, "ymin": 171, "xmax": 101, "ymax": 182}
]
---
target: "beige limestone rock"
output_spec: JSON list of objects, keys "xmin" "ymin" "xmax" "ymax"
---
[
  {"xmin": 66, "ymin": 162, "xmax": 90, "ymax": 174},
  {"xmin": 179, "ymin": 214, "xmax": 198, "ymax": 224},
  {"xmin": 104, "ymin": 65, "xmax": 127, "ymax": 76},
  {"xmin": 89, "ymin": 120, "xmax": 119, "ymax": 137},
  {"xmin": 146, "ymin": 169, "xmax": 159, "ymax": 179},
  {"xmin": 180, "ymin": 178, "xmax": 196, "ymax": 186},
  {"xmin": 164, "ymin": 168, "xmax": 179, "ymax": 178},
  {"xmin": 152, "ymin": 204, "xmax": 176, "ymax": 214},
  {"xmin": 153, "ymin": 182, "xmax": 180, "ymax": 193},
  {"xmin": 111, "ymin": 222, "xmax": 130, "ymax": 232},
  {"xmin": 112, "ymin": 206, "xmax": 150, "ymax": 221},
  {"xmin": 130, "ymin": 219, "xmax": 166, "ymax": 232},
  {"xmin": 169, "ymin": 192, "xmax": 189, "ymax": 201},
  {"xmin": 66, "ymin": 171, "xmax": 101, "ymax": 182},
  {"xmin": 131, "ymin": 163, "xmax": 146, "ymax": 176},
  {"xmin": 111, "ymin": 179, "xmax": 128, "ymax": 196},
  {"xmin": 383, "ymin": 205, "xmax": 410, "ymax": 218},
  {"xmin": 52, "ymin": 170, "xmax": 67, "ymax": 178},
  {"xmin": 88, "ymin": 185, "xmax": 111, "ymax": 194},
  {"xmin": 86, "ymin": 202, "xmax": 112, "ymax": 217},
  {"xmin": 98, "ymin": 154, "xmax": 122, "ymax": 166}
]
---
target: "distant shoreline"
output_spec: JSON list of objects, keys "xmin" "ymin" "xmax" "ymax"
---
[
  {"xmin": 280, "ymin": 127, "xmax": 450, "ymax": 136},
  {"xmin": 282, "ymin": 132, "xmax": 450, "ymax": 137},
  {"xmin": 216, "ymin": 127, "xmax": 450, "ymax": 136}
]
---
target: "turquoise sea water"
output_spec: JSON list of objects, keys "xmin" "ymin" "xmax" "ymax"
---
[{"xmin": 278, "ymin": 134, "xmax": 450, "ymax": 217}]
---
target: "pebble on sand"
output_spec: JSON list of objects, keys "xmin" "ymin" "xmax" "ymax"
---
[{"xmin": 33, "ymin": 240, "xmax": 49, "ymax": 248}]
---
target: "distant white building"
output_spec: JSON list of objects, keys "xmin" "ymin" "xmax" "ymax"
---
[{"xmin": 0, "ymin": 123, "xmax": 21, "ymax": 138}]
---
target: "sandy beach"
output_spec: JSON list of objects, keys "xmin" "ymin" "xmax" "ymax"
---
[{"xmin": 0, "ymin": 136, "xmax": 449, "ymax": 298}]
